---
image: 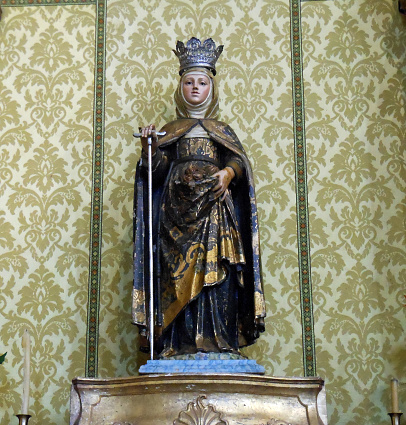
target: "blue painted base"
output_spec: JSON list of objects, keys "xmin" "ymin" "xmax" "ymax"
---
[{"xmin": 139, "ymin": 352, "xmax": 265, "ymax": 375}]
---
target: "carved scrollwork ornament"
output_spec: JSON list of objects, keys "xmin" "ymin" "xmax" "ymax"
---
[{"xmin": 173, "ymin": 395, "xmax": 228, "ymax": 425}]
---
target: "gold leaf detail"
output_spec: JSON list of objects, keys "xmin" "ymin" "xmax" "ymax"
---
[{"xmin": 174, "ymin": 395, "xmax": 228, "ymax": 425}]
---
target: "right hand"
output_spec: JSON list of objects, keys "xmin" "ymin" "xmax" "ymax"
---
[
  {"xmin": 212, "ymin": 167, "xmax": 235, "ymax": 200},
  {"xmin": 140, "ymin": 124, "xmax": 158, "ymax": 155}
]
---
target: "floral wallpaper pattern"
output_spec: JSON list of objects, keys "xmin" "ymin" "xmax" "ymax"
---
[
  {"xmin": 0, "ymin": 5, "xmax": 95, "ymax": 424},
  {"xmin": 301, "ymin": 1, "xmax": 406, "ymax": 424},
  {"xmin": 100, "ymin": 0, "xmax": 303, "ymax": 380},
  {"xmin": 0, "ymin": 0, "xmax": 404, "ymax": 424}
]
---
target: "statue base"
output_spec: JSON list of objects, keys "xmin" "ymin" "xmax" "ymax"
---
[
  {"xmin": 139, "ymin": 352, "xmax": 265, "ymax": 374},
  {"xmin": 70, "ymin": 374, "xmax": 325, "ymax": 425}
]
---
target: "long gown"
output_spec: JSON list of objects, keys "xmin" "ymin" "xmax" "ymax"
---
[
  {"xmin": 132, "ymin": 118, "xmax": 266, "ymax": 358},
  {"xmin": 156, "ymin": 136, "xmax": 245, "ymax": 356}
]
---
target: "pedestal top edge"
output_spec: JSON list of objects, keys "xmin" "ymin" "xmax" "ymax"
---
[{"xmin": 71, "ymin": 374, "xmax": 324, "ymax": 387}]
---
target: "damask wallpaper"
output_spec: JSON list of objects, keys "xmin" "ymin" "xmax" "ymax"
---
[
  {"xmin": 100, "ymin": 0, "xmax": 303, "ymax": 379},
  {"xmin": 0, "ymin": 5, "xmax": 96, "ymax": 424},
  {"xmin": 0, "ymin": 0, "xmax": 404, "ymax": 424},
  {"xmin": 301, "ymin": 1, "xmax": 406, "ymax": 423}
]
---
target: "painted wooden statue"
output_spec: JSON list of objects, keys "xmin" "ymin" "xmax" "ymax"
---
[{"xmin": 132, "ymin": 37, "xmax": 266, "ymax": 359}]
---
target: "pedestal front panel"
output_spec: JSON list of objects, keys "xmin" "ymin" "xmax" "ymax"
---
[{"xmin": 70, "ymin": 374, "xmax": 325, "ymax": 425}]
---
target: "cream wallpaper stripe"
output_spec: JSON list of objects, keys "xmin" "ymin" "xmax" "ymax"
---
[
  {"xmin": 302, "ymin": 1, "xmax": 406, "ymax": 424},
  {"xmin": 0, "ymin": 4, "xmax": 96, "ymax": 423},
  {"xmin": 1, "ymin": 0, "xmax": 105, "ymax": 381}
]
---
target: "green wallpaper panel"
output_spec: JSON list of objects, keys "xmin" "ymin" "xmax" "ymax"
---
[
  {"xmin": 0, "ymin": 5, "xmax": 96, "ymax": 424},
  {"xmin": 100, "ymin": 0, "xmax": 305, "ymax": 379},
  {"xmin": 302, "ymin": 0, "xmax": 406, "ymax": 424}
]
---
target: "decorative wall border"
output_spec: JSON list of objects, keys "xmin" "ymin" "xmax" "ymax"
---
[
  {"xmin": 0, "ymin": 0, "xmax": 105, "ymax": 378},
  {"xmin": 289, "ymin": 0, "xmax": 317, "ymax": 377},
  {"xmin": 1, "ymin": 0, "xmax": 95, "ymax": 4},
  {"xmin": 85, "ymin": 0, "xmax": 106, "ymax": 379}
]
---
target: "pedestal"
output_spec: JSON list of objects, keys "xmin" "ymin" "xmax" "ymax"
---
[
  {"xmin": 70, "ymin": 374, "xmax": 325, "ymax": 425},
  {"xmin": 139, "ymin": 352, "xmax": 265, "ymax": 374}
]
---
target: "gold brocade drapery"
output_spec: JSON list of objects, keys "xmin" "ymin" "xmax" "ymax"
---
[{"xmin": 132, "ymin": 119, "xmax": 266, "ymax": 357}]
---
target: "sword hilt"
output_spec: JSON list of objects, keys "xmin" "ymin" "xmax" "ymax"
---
[{"xmin": 133, "ymin": 131, "xmax": 166, "ymax": 138}]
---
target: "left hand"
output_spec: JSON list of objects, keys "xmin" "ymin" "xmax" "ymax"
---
[{"xmin": 212, "ymin": 167, "xmax": 235, "ymax": 200}]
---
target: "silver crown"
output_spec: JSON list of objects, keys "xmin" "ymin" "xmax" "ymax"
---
[{"xmin": 173, "ymin": 37, "xmax": 224, "ymax": 76}]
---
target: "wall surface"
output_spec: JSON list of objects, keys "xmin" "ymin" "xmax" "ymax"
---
[
  {"xmin": 300, "ymin": 1, "xmax": 406, "ymax": 424},
  {"xmin": 100, "ymin": 0, "xmax": 303, "ymax": 379},
  {"xmin": 0, "ymin": 0, "xmax": 404, "ymax": 424},
  {"xmin": 0, "ymin": 4, "xmax": 96, "ymax": 424}
]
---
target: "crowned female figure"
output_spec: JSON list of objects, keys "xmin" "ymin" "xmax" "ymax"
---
[{"xmin": 132, "ymin": 37, "xmax": 266, "ymax": 359}]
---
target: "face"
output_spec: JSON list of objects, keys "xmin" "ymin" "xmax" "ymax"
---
[{"xmin": 182, "ymin": 74, "xmax": 211, "ymax": 105}]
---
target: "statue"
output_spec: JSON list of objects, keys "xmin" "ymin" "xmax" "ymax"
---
[
  {"xmin": 400, "ymin": 0, "xmax": 406, "ymax": 14},
  {"xmin": 132, "ymin": 37, "xmax": 266, "ymax": 360}
]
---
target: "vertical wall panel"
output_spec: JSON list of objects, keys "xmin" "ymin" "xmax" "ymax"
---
[
  {"xmin": 0, "ymin": 5, "xmax": 95, "ymax": 424},
  {"xmin": 101, "ymin": 0, "xmax": 303, "ymax": 378},
  {"xmin": 302, "ymin": 0, "xmax": 406, "ymax": 424}
]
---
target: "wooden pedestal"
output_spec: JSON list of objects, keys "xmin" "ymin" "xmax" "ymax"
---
[{"xmin": 70, "ymin": 374, "xmax": 325, "ymax": 425}]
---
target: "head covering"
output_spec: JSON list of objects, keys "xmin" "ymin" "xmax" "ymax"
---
[{"xmin": 174, "ymin": 67, "xmax": 219, "ymax": 119}]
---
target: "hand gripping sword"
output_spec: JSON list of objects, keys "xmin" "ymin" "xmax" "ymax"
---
[{"xmin": 133, "ymin": 130, "xmax": 166, "ymax": 360}]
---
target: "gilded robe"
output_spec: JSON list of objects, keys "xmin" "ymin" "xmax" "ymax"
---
[{"xmin": 132, "ymin": 118, "xmax": 265, "ymax": 356}]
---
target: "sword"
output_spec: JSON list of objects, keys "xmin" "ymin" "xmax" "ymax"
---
[{"xmin": 133, "ymin": 130, "xmax": 165, "ymax": 360}]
